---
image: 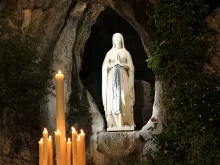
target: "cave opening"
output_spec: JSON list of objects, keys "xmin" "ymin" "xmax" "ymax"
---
[{"xmin": 80, "ymin": 7, "xmax": 155, "ymax": 130}]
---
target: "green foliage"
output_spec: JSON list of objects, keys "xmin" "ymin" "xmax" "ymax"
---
[
  {"xmin": 146, "ymin": 0, "xmax": 220, "ymax": 165},
  {"xmin": 0, "ymin": 25, "xmax": 51, "ymax": 164},
  {"xmin": 148, "ymin": 0, "xmax": 208, "ymax": 79}
]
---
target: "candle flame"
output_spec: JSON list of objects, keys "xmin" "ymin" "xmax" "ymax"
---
[
  {"xmin": 48, "ymin": 136, "xmax": 52, "ymax": 140},
  {"xmin": 39, "ymin": 138, "xmax": 43, "ymax": 143},
  {"xmin": 68, "ymin": 138, "xmax": 71, "ymax": 142},
  {"xmin": 80, "ymin": 129, "xmax": 84, "ymax": 134},
  {"xmin": 55, "ymin": 129, "xmax": 60, "ymax": 135},
  {"xmin": 43, "ymin": 128, "xmax": 47, "ymax": 132},
  {"xmin": 58, "ymin": 70, "xmax": 62, "ymax": 74},
  {"xmin": 77, "ymin": 135, "xmax": 80, "ymax": 140},
  {"xmin": 71, "ymin": 127, "xmax": 76, "ymax": 132}
]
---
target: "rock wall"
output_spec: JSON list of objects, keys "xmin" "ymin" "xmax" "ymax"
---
[
  {"xmin": 0, "ymin": 1, "xmax": 167, "ymax": 165},
  {"xmin": 134, "ymin": 80, "xmax": 153, "ymax": 130}
]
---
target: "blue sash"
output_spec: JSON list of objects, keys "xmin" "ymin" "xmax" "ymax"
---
[{"xmin": 112, "ymin": 64, "xmax": 121, "ymax": 115}]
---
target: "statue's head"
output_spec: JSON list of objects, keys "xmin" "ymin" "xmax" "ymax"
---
[{"xmin": 112, "ymin": 33, "xmax": 125, "ymax": 49}]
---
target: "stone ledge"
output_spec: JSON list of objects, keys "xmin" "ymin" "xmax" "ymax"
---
[
  {"xmin": 107, "ymin": 126, "xmax": 135, "ymax": 132},
  {"xmin": 97, "ymin": 131, "xmax": 141, "ymax": 158},
  {"xmin": 96, "ymin": 131, "xmax": 142, "ymax": 164}
]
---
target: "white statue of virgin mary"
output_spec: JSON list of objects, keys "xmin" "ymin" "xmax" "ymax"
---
[{"xmin": 102, "ymin": 33, "xmax": 135, "ymax": 131}]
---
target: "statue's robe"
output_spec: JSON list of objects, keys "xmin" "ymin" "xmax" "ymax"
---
[{"xmin": 102, "ymin": 35, "xmax": 135, "ymax": 128}]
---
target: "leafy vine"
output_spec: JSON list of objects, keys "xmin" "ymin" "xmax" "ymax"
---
[{"xmin": 145, "ymin": 0, "xmax": 220, "ymax": 164}]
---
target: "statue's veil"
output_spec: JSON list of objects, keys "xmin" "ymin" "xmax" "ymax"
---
[{"xmin": 112, "ymin": 33, "xmax": 125, "ymax": 49}]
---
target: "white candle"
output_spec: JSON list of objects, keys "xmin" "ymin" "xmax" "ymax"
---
[
  {"xmin": 55, "ymin": 70, "xmax": 66, "ymax": 165},
  {"xmin": 55, "ymin": 130, "xmax": 61, "ymax": 165},
  {"xmin": 39, "ymin": 138, "xmax": 43, "ymax": 165},
  {"xmin": 79, "ymin": 129, "xmax": 86, "ymax": 165},
  {"xmin": 77, "ymin": 135, "xmax": 82, "ymax": 165},
  {"xmin": 67, "ymin": 138, "xmax": 71, "ymax": 165},
  {"xmin": 48, "ymin": 136, "xmax": 53, "ymax": 165},
  {"xmin": 71, "ymin": 127, "xmax": 77, "ymax": 165},
  {"xmin": 43, "ymin": 128, "xmax": 48, "ymax": 165}
]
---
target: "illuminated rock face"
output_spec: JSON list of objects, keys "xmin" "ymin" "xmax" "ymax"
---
[{"xmin": 0, "ymin": 1, "xmax": 172, "ymax": 165}]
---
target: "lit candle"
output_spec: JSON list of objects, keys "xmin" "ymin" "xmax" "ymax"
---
[
  {"xmin": 43, "ymin": 128, "xmax": 48, "ymax": 165},
  {"xmin": 79, "ymin": 129, "xmax": 86, "ymax": 165},
  {"xmin": 55, "ymin": 70, "xmax": 66, "ymax": 165},
  {"xmin": 67, "ymin": 138, "xmax": 71, "ymax": 165},
  {"xmin": 77, "ymin": 135, "xmax": 82, "ymax": 165},
  {"xmin": 48, "ymin": 136, "xmax": 53, "ymax": 165},
  {"xmin": 55, "ymin": 130, "xmax": 61, "ymax": 165},
  {"xmin": 39, "ymin": 138, "xmax": 43, "ymax": 165},
  {"xmin": 71, "ymin": 127, "xmax": 77, "ymax": 165}
]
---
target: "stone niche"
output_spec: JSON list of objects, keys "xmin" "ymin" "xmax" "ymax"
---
[
  {"xmin": 79, "ymin": 7, "xmax": 155, "ymax": 165},
  {"xmin": 97, "ymin": 131, "xmax": 142, "ymax": 165},
  {"xmin": 81, "ymin": 7, "xmax": 154, "ymax": 130}
]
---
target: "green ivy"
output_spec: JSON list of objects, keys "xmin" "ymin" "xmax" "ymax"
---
[
  {"xmin": 0, "ymin": 23, "xmax": 51, "ymax": 164},
  {"xmin": 146, "ymin": 0, "xmax": 220, "ymax": 165}
]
